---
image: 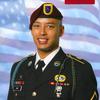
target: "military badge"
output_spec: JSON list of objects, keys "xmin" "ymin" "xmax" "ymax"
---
[
  {"xmin": 49, "ymin": 81, "xmax": 68, "ymax": 86},
  {"xmin": 13, "ymin": 84, "xmax": 22, "ymax": 92},
  {"xmin": 43, "ymin": 3, "xmax": 53, "ymax": 15},
  {"xmin": 28, "ymin": 61, "xmax": 32, "ymax": 67},
  {"xmin": 54, "ymin": 61, "xmax": 61, "ymax": 67},
  {"xmin": 55, "ymin": 86, "xmax": 62, "ymax": 98},
  {"xmin": 55, "ymin": 74, "xmax": 66, "ymax": 82}
]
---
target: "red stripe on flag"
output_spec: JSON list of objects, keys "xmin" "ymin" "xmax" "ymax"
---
[{"xmin": 65, "ymin": 0, "xmax": 95, "ymax": 4}]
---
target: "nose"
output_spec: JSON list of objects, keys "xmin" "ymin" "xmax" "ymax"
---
[
  {"xmin": 41, "ymin": 32, "xmax": 46, "ymax": 35},
  {"xmin": 40, "ymin": 26, "xmax": 46, "ymax": 35}
]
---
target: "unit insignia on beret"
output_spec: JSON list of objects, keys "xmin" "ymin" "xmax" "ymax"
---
[{"xmin": 43, "ymin": 3, "xmax": 53, "ymax": 15}]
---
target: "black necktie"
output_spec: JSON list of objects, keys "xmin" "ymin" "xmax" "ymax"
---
[{"xmin": 36, "ymin": 60, "xmax": 45, "ymax": 78}]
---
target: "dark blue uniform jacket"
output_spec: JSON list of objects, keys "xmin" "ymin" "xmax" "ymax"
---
[{"xmin": 7, "ymin": 48, "xmax": 99, "ymax": 100}]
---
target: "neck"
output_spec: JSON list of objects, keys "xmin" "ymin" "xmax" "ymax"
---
[{"xmin": 37, "ymin": 47, "xmax": 59, "ymax": 59}]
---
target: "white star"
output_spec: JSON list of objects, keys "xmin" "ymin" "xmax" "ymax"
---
[
  {"xmin": 4, "ymin": 2, "xmax": 8, "ymax": 7},
  {"xmin": 17, "ymin": 16, "xmax": 21, "ymax": 21},
  {"xmin": 1, "ymin": 19, "xmax": 6, "ymax": 24},
  {"xmin": 15, "ymin": 4, "xmax": 19, "ymax": 9},
  {"xmin": 22, "ymin": 24, "xmax": 26, "ymax": 28},
  {"xmin": 0, "ymin": 6, "xmax": 3, "ymax": 11},
  {"xmin": 21, "ymin": 11, "xmax": 25, "ymax": 16},
  {"xmin": 12, "ymin": 23, "xmax": 17, "ymax": 27},
  {"xmin": 10, "ymin": 8, "xmax": 15, "ymax": 14},
  {"xmin": 18, "ymin": 0, "xmax": 23, "ymax": 5}
]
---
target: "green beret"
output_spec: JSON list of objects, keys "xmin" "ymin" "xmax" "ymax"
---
[{"xmin": 29, "ymin": 3, "xmax": 63, "ymax": 30}]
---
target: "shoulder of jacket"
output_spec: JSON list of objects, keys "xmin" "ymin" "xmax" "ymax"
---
[
  {"xmin": 66, "ymin": 54, "xmax": 85, "ymax": 64},
  {"xmin": 14, "ymin": 53, "xmax": 35, "ymax": 65},
  {"xmin": 11, "ymin": 53, "xmax": 35, "ymax": 73}
]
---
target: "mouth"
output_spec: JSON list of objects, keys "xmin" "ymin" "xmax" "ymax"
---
[{"xmin": 38, "ymin": 38, "xmax": 48, "ymax": 44}]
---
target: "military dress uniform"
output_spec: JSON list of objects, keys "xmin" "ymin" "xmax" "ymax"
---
[{"xmin": 7, "ymin": 48, "xmax": 98, "ymax": 100}]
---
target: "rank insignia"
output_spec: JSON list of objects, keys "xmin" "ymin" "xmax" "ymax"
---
[
  {"xmin": 55, "ymin": 74, "xmax": 66, "ymax": 82},
  {"xmin": 43, "ymin": 3, "xmax": 53, "ymax": 15}
]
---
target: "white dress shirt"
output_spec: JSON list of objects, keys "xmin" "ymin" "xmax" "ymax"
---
[{"xmin": 35, "ymin": 47, "xmax": 60, "ymax": 71}]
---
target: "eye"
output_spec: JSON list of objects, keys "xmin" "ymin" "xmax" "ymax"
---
[{"xmin": 47, "ymin": 24, "xmax": 55, "ymax": 29}]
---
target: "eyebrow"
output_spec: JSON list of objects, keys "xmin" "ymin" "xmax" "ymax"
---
[
  {"xmin": 33, "ymin": 22, "xmax": 40, "ymax": 24},
  {"xmin": 46, "ymin": 22, "xmax": 57, "ymax": 25}
]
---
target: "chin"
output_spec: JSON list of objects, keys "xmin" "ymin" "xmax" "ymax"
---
[
  {"xmin": 38, "ymin": 46, "xmax": 57, "ymax": 52},
  {"xmin": 38, "ymin": 48, "xmax": 51, "ymax": 52}
]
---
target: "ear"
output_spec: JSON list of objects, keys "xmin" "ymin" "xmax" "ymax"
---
[{"xmin": 59, "ymin": 25, "xmax": 64, "ymax": 37}]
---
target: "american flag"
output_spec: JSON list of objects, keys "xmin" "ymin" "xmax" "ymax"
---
[{"xmin": 0, "ymin": 0, "xmax": 100, "ymax": 99}]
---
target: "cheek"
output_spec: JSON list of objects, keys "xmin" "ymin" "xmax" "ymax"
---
[
  {"xmin": 31, "ymin": 33, "xmax": 37, "ymax": 43},
  {"xmin": 31, "ymin": 31, "xmax": 38, "ymax": 39},
  {"xmin": 32, "ymin": 33, "xmax": 37, "ymax": 37},
  {"xmin": 49, "ymin": 34, "xmax": 59, "ymax": 43},
  {"xmin": 49, "ymin": 30, "xmax": 59, "ymax": 37},
  {"xmin": 31, "ymin": 29, "xmax": 40, "ymax": 36}
]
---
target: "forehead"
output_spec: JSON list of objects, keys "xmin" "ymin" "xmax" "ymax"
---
[{"xmin": 33, "ymin": 18, "xmax": 60, "ymax": 24}]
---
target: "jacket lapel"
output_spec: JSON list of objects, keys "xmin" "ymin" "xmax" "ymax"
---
[{"xmin": 25, "ymin": 55, "xmax": 39, "ymax": 88}]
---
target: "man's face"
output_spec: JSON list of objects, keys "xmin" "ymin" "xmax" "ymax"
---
[{"xmin": 31, "ymin": 18, "xmax": 64, "ymax": 52}]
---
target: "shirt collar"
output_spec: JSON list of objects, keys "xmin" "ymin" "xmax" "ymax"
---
[{"xmin": 35, "ymin": 47, "xmax": 60, "ymax": 66}]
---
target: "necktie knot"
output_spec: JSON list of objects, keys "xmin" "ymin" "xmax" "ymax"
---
[{"xmin": 37, "ymin": 60, "xmax": 45, "ymax": 69}]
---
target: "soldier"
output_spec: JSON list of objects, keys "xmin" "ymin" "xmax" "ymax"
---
[{"xmin": 7, "ymin": 3, "xmax": 99, "ymax": 100}]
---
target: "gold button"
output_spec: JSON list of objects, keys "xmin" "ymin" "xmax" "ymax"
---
[{"xmin": 32, "ymin": 91, "xmax": 37, "ymax": 96}]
